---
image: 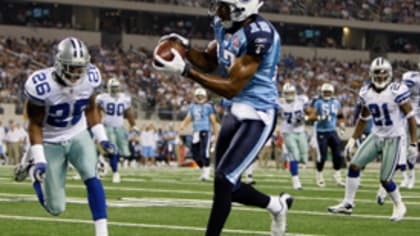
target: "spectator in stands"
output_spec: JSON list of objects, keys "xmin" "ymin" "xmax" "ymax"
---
[
  {"xmin": 4, "ymin": 120, "xmax": 23, "ymax": 165},
  {"xmin": 140, "ymin": 123, "xmax": 158, "ymax": 166}
]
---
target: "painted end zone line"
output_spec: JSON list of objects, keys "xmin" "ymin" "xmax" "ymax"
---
[{"xmin": 0, "ymin": 214, "xmax": 321, "ymax": 236}]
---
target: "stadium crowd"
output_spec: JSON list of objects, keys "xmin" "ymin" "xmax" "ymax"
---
[{"xmin": 135, "ymin": 0, "xmax": 420, "ymax": 25}]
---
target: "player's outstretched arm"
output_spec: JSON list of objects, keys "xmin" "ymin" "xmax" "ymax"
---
[
  {"xmin": 186, "ymin": 55, "xmax": 261, "ymax": 99},
  {"xmin": 85, "ymin": 95, "xmax": 102, "ymax": 127},
  {"xmin": 350, "ymin": 106, "xmax": 370, "ymax": 140},
  {"xmin": 26, "ymin": 101, "xmax": 45, "ymax": 146},
  {"xmin": 179, "ymin": 114, "xmax": 192, "ymax": 133}
]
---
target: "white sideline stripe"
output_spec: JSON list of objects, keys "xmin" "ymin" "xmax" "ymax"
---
[
  {"xmin": 2, "ymin": 193, "xmax": 420, "ymax": 222},
  {"xmin": 0, "ymin": 214, "xmax": 320, "ymax": 236}
]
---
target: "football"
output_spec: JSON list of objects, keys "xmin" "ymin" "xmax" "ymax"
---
[{"xmin": 154, "ymin": 39, "xmax": 186, "ymax": 62}]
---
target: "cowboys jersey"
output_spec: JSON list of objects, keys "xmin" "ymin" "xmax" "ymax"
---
[
  {"xmin": 359, "ymin": 82, "xmax": 410, "ymax": 137},
  {"xmin": 24, "ymin": 64, "xmax": 102, "ymax": 143},
  {"xmin": 402, "ymin": 71, "xmax": 420, "ymax": 125},
  {"xmin": 96, "ymin": 92, "xmax": 131, "ymax": 128},
  {"xmin": 278, "ymin": 95, "xmax": 308, "ymax": 133}
]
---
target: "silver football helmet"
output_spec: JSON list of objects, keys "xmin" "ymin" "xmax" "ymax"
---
[
  {"xmin": 209, "ymin": 0, "xmax": 263, "ymax": 29},
  {"xmin": 321, "ymin": 83, "xmax": 334, "ymax": 100},
  {"xmin": 194, "ymin": 88, "xmax": 207, "ymax": 104},
  {"xmin": 369, "ymin": 57, "xmax": 392, "ymax": 90},
  {"xmin": 54, "ymin": 37, "xmax": 90, "ymax": 86},
  {"xmin": 282, "ymin": 83, "xmax": 296, "ymax": 103},
  {"xmin": 107, "ymin": 78, "xmax": 121, "ymax": 97}
]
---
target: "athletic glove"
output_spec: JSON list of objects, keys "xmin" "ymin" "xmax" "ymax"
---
[
  {"xmin": 407, "ymin": 143, "xmax": 418, "ymax": 164},
  {"xmin": 153, "ymin": 48, "xmax": 189, "ymax": 76},
  {"xmin": 100, "ymin": 141, "xmax": 117, "ymax": 156},
  {"xmin": 158, "ymin": 33, "xmax": 190, "ymax": 50},
  {"xmin": 33, "ymin": 162, "xmax": 46, "ymax": 182},
  {"xmin": 344, "ymin": 137, "xmax": 356, "ymax": 160}
]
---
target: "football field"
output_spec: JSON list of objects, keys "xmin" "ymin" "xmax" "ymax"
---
[{"xmin": 0, "ymin": 165, "xmax": 419, "ymax": 236}]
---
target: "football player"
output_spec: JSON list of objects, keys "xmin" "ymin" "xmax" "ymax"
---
[
  {"xmin": 278, "ymin": 83, "xmax": 310, "ymax": 190},
  {"xmin": 328, "ymin": 57, "xmax": 416, "ymax": 221},
  {"xmin": 153, "ymin": 0, "xmax": 293, "ymax": 235},
  {"xmin": 24, "ymin": 37, "xmax": 116, "ymax": 236},
  {"xmin": 179, "ymin": 87, "xmax": 219, "ymax": 181},
  {"xmin": 96, "ymin": 78, "xmax": 136, "ymax": 183},
  {"xmin": 401, "ymin": 70, "xmax": 420, "ymax": 189},
  {"xmin": 307, "ymin": 83, "xmax": 346, "ymax": 187}
]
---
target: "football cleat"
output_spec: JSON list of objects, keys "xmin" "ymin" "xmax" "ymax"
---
[
  {"xmin": 400, "ymin": 178, "xmax": 409, "ymax": 188},
  {"xmin": 333, "ymin": 172, "xmax": 345, "ymax": 187},
  {"xmin": 328, "ymin": 202, "xmax": 353, "ymax": 215},
  {"xmin": 270, "ymin": 193, "xmax": 294, "ymax": 236},
  {"xmin": 390, "ymin": 202, "xmax": 406, "ymax": 221},
  {"xmin": 316, "ymin": 175, "xmax": 326, "ymax": 187},
  {"xmin": 112, "ymin": 172, "xmax": 121, "ymax": 183},
  {"xmin": 292, "ymin": 178, "xmax": 302, "ymax": 190},
  {"xmin": 376, "ymin": 186, "xmax": 387, "ymax": 205}
]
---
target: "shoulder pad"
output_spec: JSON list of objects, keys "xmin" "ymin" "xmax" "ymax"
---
[
  {"xmin": 391, "ymin": 82, "xmax": 410, "ymax": 104},
  {"xmin": 243, "ymin": 19, "xmax": 274, "ymax": 56},
  {"xmin": 402, "ymin": 71, "xmax": 420, "ymax": 88},
  {"xmin": 24, "ymin": 69, "xmax": 53, "ymax": 105},
  {"xmin": 86, "ymin": 64, "xmax": 102, "ymax": 88}
]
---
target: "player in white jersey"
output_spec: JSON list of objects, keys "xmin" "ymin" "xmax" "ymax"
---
[
  {"xmin": 278, "ymin": 83, "xmax": 310, "ymax": 190},
  {"xmin": 328, "ymin": 57, "xmax": 417, "ymax": 221},
  {"xmin": 96, "ymin": 78, "xmax": 136, "ymax": 183},
  {"xmin": 401, "ymin": 71, "xmax": 420, "ymax": 189},
  {"xmin": 24, "ymin": 37, "xmax": 117, "ymax": 236}
]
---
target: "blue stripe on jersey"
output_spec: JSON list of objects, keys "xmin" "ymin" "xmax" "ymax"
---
[
  {"xmin": 395, "ymin": 91, "xmax": 410, "ymax": 103},
  {"xmin": 358, "ymin": 96, "xmax": 366, "ymax": 105}
]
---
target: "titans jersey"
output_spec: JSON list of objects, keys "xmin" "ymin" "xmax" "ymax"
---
[
  {"xmin": 96, "ymin": 92, "xmax": 131, "ymax": 127},
  {"xmin": 213, "ymin": 15, "xmax": 280, "ymax": 110},
  {"xmin": 188, "ymin": 103, "xmax": 216, "ymax": 132},
  {"xmin": 402, "ymin": 71, "xmax": 420, "ymax": 124},
  {"xmin": 278, "ymin": 95, "xmax": 308, "ymax": 133},
  {"xmin": 24, "ymin": 64, "xmax": 102, "ymax": 143},
  {"xmin": 359, "ymin": 82, "xmax": 410, "ymax": 137},
  {"xmin": 313, "ymin": 98, "xmax": 341, "ymax": 132}
]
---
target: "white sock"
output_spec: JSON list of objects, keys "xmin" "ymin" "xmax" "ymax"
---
[
  {"xmin": 409, "ymin": 169, "xmax": 415, "ymax": 178},
  {"xmin": 267, "ymin": 196, "xmax": 282, "ymax": 214},
  {"xmin": 292, "ymin": 175, "xmax": 299, "ymax": 183},
  {"xmin": 95, "ymin": 218, "xmax": 108, "ymax": 236},
  {"xmin": 317, "ymin": 171, "xmax": 324, "ymax": 179},
  {"xmin": 388, "ymin": 187, "xmax": 402, "ymax": 205},
  {"xmin": 344, "ymin": 177, "xmax": 359, "ymax": 205},
  {"xmin": 402, "ymin": 171, "xmax": 408, "ymax": 182}
]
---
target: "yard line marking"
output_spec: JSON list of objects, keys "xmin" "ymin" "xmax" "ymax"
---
[
  {"xmin": 2, "ymin": 193, "xmax": 420, "ymax": 222},
  {"xmin": 0, "ymin": 214, "xmax": 321, "ymax": 236}
]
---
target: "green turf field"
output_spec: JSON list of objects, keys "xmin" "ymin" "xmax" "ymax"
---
[{"xmin": 0, "ymin": 165, "xmax": 419, "ymax": 236}]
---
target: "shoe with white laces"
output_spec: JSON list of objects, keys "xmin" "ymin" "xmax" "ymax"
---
[
  {"xmin": 376, "ymin": 186, "xmax": 387, "ymax": 205},
  {"xmin": 334, "ymin": 172, "xmax": 345, "ymax": 187},
  {"xmin": 408, "ymin": 175, "xmax": 415, "ymax": 189},
  {"xmin": 270, "ymin": 193, "xmax": 294, "ymax": 236},
  {"xmin": 328, "ymin": 201, "xmax": 353, "ymax": 215},
  {"xmin": 292, "ymin": 178, "xmax": 302, "ymax": 190},
  {"xmin": 14, "ymin": 159, "xmax": 33, "ymax": 182},
  {"xmin": 112, "ymin": 172, "xmax": 121, "ymax": 183},
  {"xmin": 390, "ymin": 202, "xmax": 406, "ymax": 221},
  {"xmin": 316, "ymin": 175, "xmax": 326, "ymax": 187}
]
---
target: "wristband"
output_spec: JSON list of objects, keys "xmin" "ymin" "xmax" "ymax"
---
[
  {"xmin": 31, "ymin": 144, "xmax": 46, "ymax": 163},
  {"xmin": 91, "ymin": 124, "xmax": 108, "ymax": 143}
]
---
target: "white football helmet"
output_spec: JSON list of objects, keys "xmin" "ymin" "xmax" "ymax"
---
[
  {"xmin": 283, "ymin": 83, "xmax": 296, "ymax": 103},
  {"xmin": 107, "ymin": 78, "xmax": 121, "ymax": 96},
  {"xmin": 209, "ymin": 0, "xmax": 263, "ymax": 29},
  {"xmin": 194, "ymin": 88, "xmax": 207, "ymax": 104},
  {"xmin": 369, "ymin": 57, "xmax": 393, "ymax": 90},
  {"xmin": 54, "ymin": 37, "xmax": 90, "ymax": 86},
  {"xmin": 321, "ymin": 83, "xmax": 334, "ymax": 100}
]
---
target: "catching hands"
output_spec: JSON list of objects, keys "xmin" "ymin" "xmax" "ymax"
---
[
  {"xmin": 33, "ymin": 162, "xmax": 46, "ymax": 182},
  {"xmin": 158, "ymin": 33, "xmax": 190, "ymax": 49},
  {"xmin": 100, "ymin": 141, "xmax": 117, "ymax": 156},
  {"xmin": 153, "ymin": 48, "xmax": 188, "ymax": 75}
]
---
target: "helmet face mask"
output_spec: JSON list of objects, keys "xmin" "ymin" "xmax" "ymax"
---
[
  {"xmin": 194, "ymin": 88, "xmax": 207, "ymax": 103},
  {"xmin": 282, "ymin": 83, "xmax": 296, "ymax": 103},
  {"xmin": 55, "ymin": 37, "xmax": 90, "ymax": 86},
  {"xmin": 369, "ymin": 57, "xmax": 392, "ymax": 90},
  {"xmin": 107, "ymin": 78, "xmax": 121, "ymax": 96},
  {"xmin": 320, "ymin": 83, "xmax": 334, "ymax": 100}
]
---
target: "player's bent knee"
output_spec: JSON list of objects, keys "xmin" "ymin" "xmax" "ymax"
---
[{"xmin": 47, "ymin": 203, "xmax": 66, "ymax": 216}]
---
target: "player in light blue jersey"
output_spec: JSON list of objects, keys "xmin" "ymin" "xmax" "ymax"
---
[
  {"xmin": 153, "ymin": 1, "xmax": 293, "ymax": 235},
  {"xmin": 24, "ymin": 37, "xmax": 117, "ymax": 236},
  {"xmin": 179, "ymin": 88, "xmax": 219, "ymax": 181},
  {"xmin": 308, "ymin": 83, "xmax": 346, "ymax": 187}
]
